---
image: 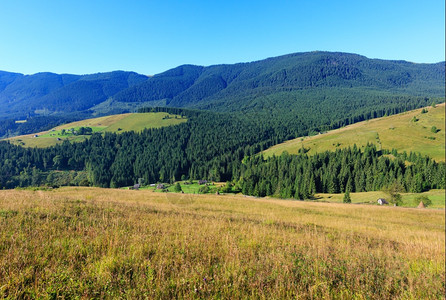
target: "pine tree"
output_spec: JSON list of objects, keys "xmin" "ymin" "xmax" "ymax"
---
[
  {"xmin": 174, "ymin": 182, "xmax": 182, "ymax": 192},
  {"xmin": 343, "ymin": 190, "xmax": 351, "ymax": 203}
]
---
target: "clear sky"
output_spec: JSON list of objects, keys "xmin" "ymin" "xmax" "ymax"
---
[{"xmin": 0, "ymin": 0, "xmax": 444, "ymax": 75}]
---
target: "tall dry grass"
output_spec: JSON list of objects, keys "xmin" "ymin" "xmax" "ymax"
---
[{"xmin": 0, "ymin": 187, "xmax": 444, "ymax": 298}]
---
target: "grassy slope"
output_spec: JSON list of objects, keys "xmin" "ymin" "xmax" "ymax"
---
[
  {"xmin": 264, "ymin": 103, "xmax": 445, "ymax": 161},
  {"xmin": 134, "ymin": 181, "xmax": 445, "ymax": 209},
  {"xmin": 313, "ymin": 189, "xmax": 445, "ymax": 209},
  {"xmin": 0, "ymin": 187, "xmax": 444, "ymax": 298},
  {"xmin": 6, "ymin": 112, "xmax": 186, "ymax": 148}
]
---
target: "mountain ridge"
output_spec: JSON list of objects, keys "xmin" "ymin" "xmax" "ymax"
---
[{"xmin": 0, "ymin": 51, "xmax": 444, "ymax": 123}]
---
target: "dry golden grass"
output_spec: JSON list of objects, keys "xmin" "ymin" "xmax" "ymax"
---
[{"xmin": 1, "ymin": 187, "xmax": 444, "ymax": 298}]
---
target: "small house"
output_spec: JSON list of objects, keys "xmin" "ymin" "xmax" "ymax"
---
[
  {"xmin": 133, "ymin": 184, "xmax": 140, "ymax": 190},
  {"xmin": 377, "ymin": 198, "xmax": 388, "ymax": 205},
  {"xmin": 198, "ymin": 180, "xmax": 208, "ymax": 185},
  {"xmin": 157, "ymin": 183, "xmax": 166, "ymax": 189}
]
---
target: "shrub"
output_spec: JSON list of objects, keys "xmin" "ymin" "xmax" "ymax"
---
[
  {"xmin": 383, "ymin": 182, "xmax": 404, "ymax": 206},
  {"xmin": 343, "ymin": 190, "xmax": 351, "ymax": 203},
  {"xmin": 413, "ymin": 195, "xmax": 432, "ymax": 207},
  {"xmin": 174, "ymin": 182, "xmax": 182, "ymax": 192}
]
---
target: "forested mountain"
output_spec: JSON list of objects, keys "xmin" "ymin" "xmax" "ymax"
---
[
  {"xmin": 1, "ymin": 51, "xmax": 443, "ymax": 138},
  {"xmin": 0, "ymin": 71, "xmax": 148, "ymax": 120},
  {"xmin": 1, "ymin": 52, "xmax": 444, "ymax": 121},
  {"xmin": 111, "ymin": 52, "xmax": 445, "ymax": 113}
]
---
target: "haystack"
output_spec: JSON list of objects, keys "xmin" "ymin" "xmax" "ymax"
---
[{"xmin": 417, "ymin": 201, "xmax": 426, "ymax": 209}]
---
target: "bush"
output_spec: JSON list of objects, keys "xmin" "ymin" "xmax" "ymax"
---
[
  {"xmin": 174, "ymin": 182, "xmax": 182, "ymax": 192},
  {"xmin": 343, "ymin": 190, "xmax": 351, "ymax": 203},
  {"xmin": 413, "ymin": 195, "xmax": 432, "ymax": 207},
  {"xmin": 198, "ymin": 185, "xmax": 210, "ymax": 194},
  {"xmin": 384, "ymin": 182, "xmax": 404, "ymax": 206}
]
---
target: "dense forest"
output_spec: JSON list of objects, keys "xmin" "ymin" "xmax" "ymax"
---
[
  {"xmin": 0, "ymin": 52, "xmax": 444, "ymax": 195},
  {"xmin": 239, "ymin": 145, "xmax": 445, "ymax": 199},
  {"xmin": 1, "ymin": 52, "xmax": 444, "ymax": 136},
  {"xmin": 0, "ymin": 104, "xmax": 444, "ymax": 195},
  {"xmin": 0, "ymin": 71, "xmax": 148, "ymax": 120}
]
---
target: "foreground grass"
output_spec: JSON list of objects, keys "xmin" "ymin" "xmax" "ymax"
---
[
  {"xmin": 0, "ymin": 187, "xmax": 444, "ymax": 298},
  {"xmin": 264, "ymin": 103, "xmax": 445, "ymax": 161}
]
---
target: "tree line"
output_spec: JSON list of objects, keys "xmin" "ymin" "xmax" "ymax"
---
[
  {"xmin": 0, "ymin": 106, "xmax": 444, "ymax": 196},
  {"xmin": 238, "ymin": 144, "xmax": 445, "ymax": 199}
]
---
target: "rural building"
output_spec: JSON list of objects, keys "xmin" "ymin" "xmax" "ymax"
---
[
  {"xmin": 198, "ymin": 180, "xmax": 207, "ymax": 185},
  {"xmin": 157, "ymin": 184, "xmax": 166, "ymax": 189},
  {"xmin": 377, "ymin": 198, "xmax": 388, "ymax": 205},
  {"xmin": 132, "ymin": 184, "xmax": 140, "ymax": 190}
]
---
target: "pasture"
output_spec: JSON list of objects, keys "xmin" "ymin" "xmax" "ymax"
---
[
  {"xmin": 6, "ymin": 112, "xmax": 186, "ymax": 148},
  {"xmin": 0, "ymin": 187, "xmax": 444, "ymax": 298},
  {"xmin": 264, "ymin": 103, "xmax": 445, "ymax": 162}
]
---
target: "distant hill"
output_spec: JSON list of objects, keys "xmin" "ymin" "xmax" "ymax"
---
[
  {"xmin": 263, "ymin": 103, "xmax": 445, "ymax": 161},
  {"xmin": 109, "ymin": 52, "xmax": 445, "ymax": 113},
  {"xmin": 6, "ymin": 112, "xmax": 186, "ymax": 148},
  {"xmin": 1, "ymin": 52, "xmax": 444, "ymax": 138},
  {"xmin": 0, "ymin": 71, "xmax": 148, "ymax": 120}
]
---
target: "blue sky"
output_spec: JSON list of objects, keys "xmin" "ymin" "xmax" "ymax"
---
[{"xmin": 0, "ymin": 0, "xmax": 444, "ymax": 75}]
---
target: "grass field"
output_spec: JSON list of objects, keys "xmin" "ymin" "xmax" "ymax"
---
[
  {"xmin": 135, "ymin": 182, "xmax": 445, "ymax": 209},
  {"xmin": 264, "ymin": 103, "xmax": 445, "ymax": 161},
  {"xmin": 313, "ymin": 189, "xmax": 445, "ymax": 209},
  {"xmin": 1, "ymin": 187, "xmax": 444, "ymax": 298},
  {"xmin": 134, "ymin": 181, "xmax": 224, "ymax": 194},
  {"xmin": 6, "ymin": 112, "xmax": 187, "ymax": 148}
]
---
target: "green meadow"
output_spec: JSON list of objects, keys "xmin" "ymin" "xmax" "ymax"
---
[
  {"xmin": 313, "ymin": 189, "xmax": 445, "ymax": 209},
  {"xmin": 7, "ymin": 112, "xmax": 186, "ymax": 148},
  {"xmin": 264, "ymin": 103, "xmax": 445, "ymax": 162}
]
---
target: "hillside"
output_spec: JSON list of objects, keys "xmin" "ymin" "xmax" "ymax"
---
[
  {"xmin": 263, "ymin": 103, "xmax": 445, "ymax": 161},
  {"xmin": 1, "ymin": 52, "xmax": 444, "ymax": 123},
  {"xmin": 109, "ymin": 52, "xmax": 445, "ymax": 114},
  {"xmin": 0, "ymin": 71, "xmax": 148, "ymax": 120},
  {"xmin": 6, "ymin": 112, "xmax": 186, "ymax": 148},
  {"xmin": 0, "ymin": 187, "xmax": 444, "ymax": 298}
]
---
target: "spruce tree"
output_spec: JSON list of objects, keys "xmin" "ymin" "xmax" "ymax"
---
[{"xmin": 343, "ymin": 190, "xmax": 352, "ymax": 203}]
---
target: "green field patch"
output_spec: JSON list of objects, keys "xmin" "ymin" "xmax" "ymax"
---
[
  {"xmin": 131, "ymin": 181, "xmax": 223, "ymax": 194},
  {"xmin": 7, "ymin": 112, "xmax": 187, "ymax": 148},
  {"xmin": 39, "ymin": 126, "xmax": 106, "ymax": 138},
  {"xmin": 313, "ymin": 189, "xmax": 445, "ymax": 208},
  {"xmin": 103, "ymin": 112, "xmax": 186, "ymax": 133},
  {"xmin": 264, "ymin": 104, "xmax": 445, "ymax": 161}
]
